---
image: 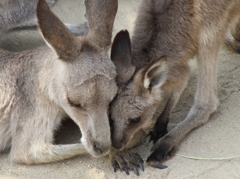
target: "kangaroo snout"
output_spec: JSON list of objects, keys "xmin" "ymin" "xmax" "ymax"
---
[
  {"xmin": 93, "ymin": 141, "xmax": 111, "ymax": 155},
  {"xmin": 93, "ymin": 141, "xmax": 103, "ymax": 153},
  {"xmin": 81, "ymin": 134, "xmax": 112, "ymax": 157},
  {"xmin": 111, "ymin": 133, "xmax": 127, "ymax": 150},
  {"xmin": 83, "ymin": 112, "xmax": 113, "ymax": 157},
  {"xmin": 112, "ymin": 141, "xmax": 123, "ymax": 150}
]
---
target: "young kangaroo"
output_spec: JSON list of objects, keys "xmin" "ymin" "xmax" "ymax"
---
[
  {"xmin": 0, "ymin": 0, "xmax": 118, "ymax": 164},
  {"xmin": 0, "ymin": 0, "xmax": 88, "ymax": 36},
  {"xmin": 109, "ymin": 0, "xmax": 240, "ymax": 172}
]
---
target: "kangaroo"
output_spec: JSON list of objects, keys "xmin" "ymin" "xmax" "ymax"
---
[
  {"xmin": 109, "ymin": 0, "xmax": 240, "ymax": 174},
  {"xmin": 0, "ymin": 0, "xmax": 118, "ymax": 164},
  {"xmin": 0, "ymin": 0, "xmax": 88, "ymax": 36}
]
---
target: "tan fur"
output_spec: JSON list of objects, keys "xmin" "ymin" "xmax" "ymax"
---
[
  {"xmin": 0, "ymin": 0, "xmax": 118, "ymax": 164},
  {"xmin": 110, "ymin": 0, "xmax": 240, "ymax": 169}
]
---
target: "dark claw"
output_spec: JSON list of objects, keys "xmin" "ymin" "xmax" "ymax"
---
[
  {"xmin": 138, "ymin": 161, "xmax": 144, "ymax": 172},
  {"xmin": 123, "ymin": 166, "xmax": 129, "ymax": 175},
  {"xmin": 110, "ymin": 150, "xmax": 145, "ymax": 176},
  {"xmin": 146, "ymin": 159, "xmax": 168, "ymax": 169},
  {"xmin": 132, "ymin": 165, "xmax": 139, "ymax": 176},
  {"xmin": 139, "ymin": 156, "xmax": 144, "ymax": 163},
  {"xmin": 112, "ymin": 161, "xmax": 118, "ymax": 173},
  {"xmin": 156, "ymin": 164, "xmax": 168, "ymax": 169}
]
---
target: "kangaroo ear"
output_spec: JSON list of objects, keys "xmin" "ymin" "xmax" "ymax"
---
[
  {"xmin": 111, "ymin": 30, "xmax": 136, "ymax": 84},
  {"xmin": 142, "ymin": 56, "xmax": 167, "ymax": 91},
  {"xmin": 85, "ymin": 0, "xmax": 118, "ymax": 48},
  {"xmin": 37, "ymin": 0, "xmax": 81, "ymax": 61}
]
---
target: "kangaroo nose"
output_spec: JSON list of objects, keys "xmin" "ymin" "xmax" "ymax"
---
[
  {"xmin": 93, "ymin": 141, "xmax": 103, "ymax": 154},
  {"xmin": 112, "ymin": 141, "xmax": 122, "ymax": 150},
  {"xmin": 93, "ymin": 141, "xmax": 111, "ymax": 155}
]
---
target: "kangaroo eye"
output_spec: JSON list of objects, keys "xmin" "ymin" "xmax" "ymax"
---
[{"xmin": 130, "ymin": 117, "xmax": 141, "ymax": 124}]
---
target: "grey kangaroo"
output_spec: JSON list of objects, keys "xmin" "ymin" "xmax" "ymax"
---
[
  {"xmin": 109, "ymin": 0, "xmax": 240, "ymax": 174},
  {"xmin": 0, "ymin": 0, "xmax": 88, "ymax": 36},
  {"xmin": 0, "ymin": 0, "xmax": 118, "ymax": 164}
]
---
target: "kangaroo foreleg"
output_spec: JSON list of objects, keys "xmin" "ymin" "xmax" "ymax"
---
[
  {"xmin": 149, "ymin": 62, "xmax": 191, "ymax": 144},
  {"xmin": 10, "ymin": 143, "xmax": 87, "ymax": 164},
  {"xmin": 149, "ymin": 92, "xmax": 181, "ymax": 144},
  {"xmin": 146, "ymin": 27, "xmax": 222, "ymax": 167}
]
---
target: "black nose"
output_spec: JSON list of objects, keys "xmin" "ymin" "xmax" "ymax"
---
[
  {"xmin": 93, "ymin": 141, "xmax": 103, "ymax": 154},
  {"xmin": 112, "ymin": 141, "xmax": 122, "ymax": 150}
]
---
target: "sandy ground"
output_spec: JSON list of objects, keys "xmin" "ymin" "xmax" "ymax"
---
[{"xmin": 1, "ymin": 0, "xmax": 240, "ymax": 178}]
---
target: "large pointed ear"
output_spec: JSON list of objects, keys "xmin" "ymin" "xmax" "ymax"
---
[
  {"xmin": 37, "ymin": 0, "xmax": 81, "ymax": 61},
  {"xmin": 142, "ymin": 56, "xmax": 168, "ymax": 91},
  {"xmin": 111, "ymin": 30, "xmax": 136, "ymax": 84},
  {"xmin": 85, "ymin": 0, "xmax": 118, "ymax": 48}
]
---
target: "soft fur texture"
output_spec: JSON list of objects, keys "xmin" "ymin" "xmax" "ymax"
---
[
  {"xmin": 109, "ymin": 0, "xmax": 240, "ymax": 171},
  {"xmin": 0, "ymin": 0, "xmax": 118, "ymax": 164}
]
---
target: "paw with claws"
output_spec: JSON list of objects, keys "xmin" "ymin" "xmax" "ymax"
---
[
  {"xmin": 109, "ymin": 149, "xmax": 144, "ymax": 176},
  {"xmin": 146, "ymin": 135, "xmax": 178, "ymax": 169}
]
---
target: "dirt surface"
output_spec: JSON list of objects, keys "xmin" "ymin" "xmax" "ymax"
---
[{"xmin": 1, "ymin": 0, "xmax": 240, "ymax": 178}]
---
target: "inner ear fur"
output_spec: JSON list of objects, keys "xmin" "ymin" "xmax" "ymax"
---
[
  {"xmin": 37, "ymin": 0, "xmax": 81, "ymax": 61},
  {"xmin": 142, "ymin": 56, "xmax": 168, "ymax": 91}
]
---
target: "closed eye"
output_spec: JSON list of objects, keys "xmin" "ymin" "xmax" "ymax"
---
[
  {"xmin": 130, "ymin": 117, "xmax": 141, "ymax": 124},
  {"xmin": 67, "ymin": 97, "xmax": 83, "ymax": 108}
]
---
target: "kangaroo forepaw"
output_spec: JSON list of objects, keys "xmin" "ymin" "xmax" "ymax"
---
[
  {"xmin": 148, "ymin": 128, "xmax": 168, "ymax": 144},
  {"xmin": 109, "ymin": 150, "xmax": 144, "ymax": 176},
  {"xmin": 146, "ymin": 137, "xmax": 177, "ymax": 169}
]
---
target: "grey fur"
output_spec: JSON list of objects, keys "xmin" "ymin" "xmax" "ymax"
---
[
  {"xmin": 0, "ymin": 0, "xmax": 118, "ymax": 164},
  {"xmin": 110, "ymin": 0, "xmax": 240, "ymax": 169}
]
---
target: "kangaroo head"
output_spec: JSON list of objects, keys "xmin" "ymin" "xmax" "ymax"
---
[
  {"xmin": 110, "ymin": 30, "xmax": 168, "ymax": 150},
  {"xmin": 37, "ymin": 0, "xmax": 118, "ymax": 157}
]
